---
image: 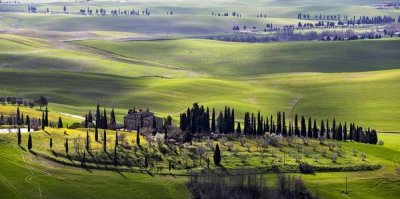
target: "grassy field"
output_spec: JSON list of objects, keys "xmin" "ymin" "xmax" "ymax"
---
[
  {"xmin": 0, "ymin": 126, "xmax": 399, "ymax": 198},
  {"xmin": 76, "ymin": 39, "xmax": 400, "ymax": 76},
  {"xmin": 0, "ymin": 139, "xmax": 189, "ymax": 199},
  {"xmin": 1, "ymin": 68, "xmax": 399, "ymax": 132}
]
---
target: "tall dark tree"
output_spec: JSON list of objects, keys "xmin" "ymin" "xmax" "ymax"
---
[
  {"xmin": 206, "ymin": 107, "xmax": 210, "ymax": 131},
  {"xmin": 332, "ymin": 118, "xmax": 336, "ymax": 139},
  {"xmin": 217, "ymin": 112, "xmax": 224, "ymax": 134},
  {"xmin": 27, "ymin": 133, "xmax": 32, "ymax": 150},
  {"xmin": 50, "ymin": 138, "xmax": 53, "ymax": 149},
  {"xmin": 110, "ymin": 108, "xmax": 116, "ymax": 128},
  {"xmin": 307, "ymin": 117, "xmax": 312, "ymax": 138},
  {"xmin": 282, "ymin": 112, "xmax": 287, "ymax": 136},
  {"xmin": 65, "ymin": 138, "xmax": 69, "ymax": 154},
  {"xmin": 58, "ymin": 117, "xmax": 63, "ymax": 128},
  {"xmin": 103, "ymin": 108, "xmax": 108, "ymax": 129},
  {"xmin": 45, "ymin": 107, "xmax": 48, "ymax": 126},
  {"xmin": 276, "ymin": 112, "xmax": 282, "ymax": 135},
  {"xmin": 295, "ymin": 114, "xmax": 300, "ymax": 137},
  {"xmin": 17, "ymin": 128, "xmax": 21, "ymax": 146},
  {"xmin": 231, "ymin": 109, "xmax": 235, "ymax": 133},
  {"xmin": 343, "ymin": 122, "xmax": 347, "ymax": 140},
  {"xmin": 103, "ymin": 129, "xmax": 107, "ymax": 152},
  {"xmin": 301, "ymin": 116, "xmax": 306, "ymax": 137},
  {"xmin": 26, "ymin": 115, "xmax": 30, "ymax": 132},
  {"xmin": 95, "ymin": 124, "xmax": 98, "ymax": 142},
  {"xmin": 211, "ymin": 108, "xmax": 216, "ymax": 133},
  {"xmin": 326, "ymin": 120, "xmax": 331, "ymax": 139},
  {"xmin": 320, "ymin": 120, "xmax": 325, "ymax": 138},
  {"xmin": 86, "ymin": 130, "xmax": 90, "ymax": 151},
  {"xmin": 313, "ymin": 120, "xmax": 318, "ymax": 138},
  {"xmin": 136, "ymin": 125, "xmax": 140, "ymax": 146},
  {"xmin": 16, "ymin": 107, "xmax": 21, "ymax": 125},
  {"xmin": 257, "ymin": 111, "xmax": 262, "ymax": 135},
  {"xmin": 41, "ymin": 112, "xmax": 45, "ymax": 131},
  {"xmin": 213, "ymin": 144, "xmax": 221, "ymax": 166},
  {"xmin": 114, "ymin": 131, "xmax": 118, "ymax": 165},
  {"xmin": 115, "ymin": 130, "xmax": 119, "ymax": 146},
  {"xmin": 236, "ymin": 122, "xmax": 241, "ymax": 134},
  {"xmin": 96, "ymin": 103, "xmax": 101, "ymax": 127},
  {"xmin": 337, "ymin": 123, "xmax": 343, "ymax": 141}
]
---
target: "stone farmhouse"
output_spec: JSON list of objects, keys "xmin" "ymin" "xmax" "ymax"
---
[{"xmin": 123, "ymin": 109, "xmax": 163, "ymax": 131}]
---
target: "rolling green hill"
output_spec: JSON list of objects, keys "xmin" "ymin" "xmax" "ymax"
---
[
  {"xmin": 76, "ymin": 39, "xmax": 400, "ymax": 76},
  {"xmin": 1, "ymin": 69, "xmax": 399, "ymax": 132}
]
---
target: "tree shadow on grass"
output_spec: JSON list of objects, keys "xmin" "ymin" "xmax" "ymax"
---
[
  {"xmin": 19, "ymin": 146, "xmax": 27, "ymax": 151},
  {"xmin": 29, "ymin": 150, "xmax": 37, "ymax": 156}
]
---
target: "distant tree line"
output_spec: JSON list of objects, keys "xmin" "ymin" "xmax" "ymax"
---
[
  {"xmin": 298, "ymin": 13, "xmax": 396, "ymax": 26},
  {"xmin": 0, "ymin": 0, "xmax": 20, "ymax": 4},
  {"xmin": 211, "ymin": 11, "xmax": 241, "ymax": 17},
  {"xmin": 256, "ymin": 12, "xmax": 268, "ymax": 18}
]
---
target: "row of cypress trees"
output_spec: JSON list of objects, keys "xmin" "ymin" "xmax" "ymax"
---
[{"xmin": 179, "ymin": 104, "xmax": 378, "ymax": 145}]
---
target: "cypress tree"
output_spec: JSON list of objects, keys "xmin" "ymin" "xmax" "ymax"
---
[
  {"xmin": 41, "ymin": 112, "xmax": 45, "ymax": 131},
  {"xmin": 27, "ymin": 133, "xmax": 32, "ymax": 150},
  {"xmin": 265, "ymin": 117, "xmax": 269, "ymax": 133},
  {"xmin": 206, "ymin": 107, "xmax": 210, "ymax": 132},
  {"xmin": 103, "ymin": 108, "xmax": 108, "ymax": 129},
  {"xmin": 288, "ymin": 122, "xmax": 293, "ymax": 137},
  {"xmin": 270, "ymin": 115, "xmax": 273, "ymax": 134},
  {"xmin": 115, "ymin": 130, "xmax": 118, "ymax": 146},
  {"xmin": 86, "ymin": 130, "xmax": 90, "ymax": 151},
  {"xmin": 343, "ymin": 122, "xmax": 347, "ymax": 140},
  {"xmin": 95, "ymin": 124, "xmax": 98, "ymax": 142},
  {"xmin": 307, "ymin": 117, "xmax": 312, "ymax": 138},
  {"xmin": 26, "ymin": 115, "xmax": 30, "ymax": 132},
  {"xmin": 211, "ymin": 108, "xmax": 216, "ymax": 133},
  {"xmin": 337, "ymin": 123, "xmax": 343, "ymax": 141},
  {"xmin": 213, "ymin": 144, "xmax": 221, "ymax": 166},
  {"xmin": 103, "ymin": 129, "xmax": 107, "ymax": 152},
  {"xmin": 231, "ymin": 109, "xmax": 235, "ymax": 133},
  {"xmin": 332, "ymin": 118, "xmax": 336, "ymax": 139},
  {"xmin": 136, "ymin": 125, "xmax": 140, "ymax": 146},
  {"xmin": 58, "ymin": 117, "xmax": 63, "ymax": 128},
  {"xmin": 110, "ymin": 108, "xmax": 116, "ymax": 128},
  {"xmin": 45, "ymin": 107, "xmax": 48, "ymax": 126},
  {"xmin": 114, "ymin": 131, "xmax": 118, "ymax": 165},
  {"xmin": 17, "ymin": 107, "xmax": 20, "ymax": 125},
  {"xmin": 65, "ymin": 138, "xmax": 68, "ymax": 154},
  {"xmin": 237, "ymin": 122, "xmax": 241, "ymax": 134},
  {"xmin": 295, "ymin": 114, "xmax": 300, "ymax": 137},
  {"xmin": 217, "ymin": 112, "xmax": 224, "ymax": 134},
  {"xmin": 276, "ymin": 112, "xmax": 281, "ymax": 135},
  {"xmin": 50, "ymin": 138, "xmax": 53, "ymax": 149},
  {"xmin": 313, "ymin": 120, "xmax": 318, "ymax": 138},
  {"xmin": 282, "ymin": 112, "xmax": 287, "ymax": 137},
  {"xmin": 21, "ymin": 113, "xmax": 24, "ymax": 125},
  {"xmin": 17, "ymin": 128, "xmax": 21, "ymax": 146},
  {"xmin": 96, "ymin": 104, "xmax": 100, "ymax": 127},
  {"xmin": 320, "ymin": 120, "xmax": 325, "ymax": 138},
  {"xmin": 301, "ymin": 116, "xmax": 306, "ymax": 137},
  {"xmin": 326, "ymin": 120, "xmax": 330, "ymax": 139},
  {"xmin": 349, "ymin": 123, "xmax": 354, "ymax": 141}
]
